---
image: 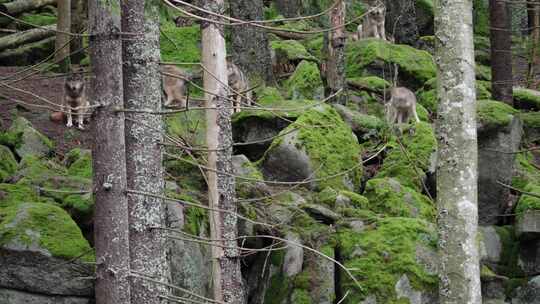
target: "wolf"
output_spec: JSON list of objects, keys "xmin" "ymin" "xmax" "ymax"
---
[
  {"xmin": 227, "ymin": 61, "xmax": 251, "ymax": 113},
  {"xmin": 161, "ymin": 65, "xmax": 190, "ymax": 108},
  {"xmin": 359, "ymin": 2, "xmax": 386, "ymax": 40},
  {"xmin": 386, "ymin": 87, "xmax": 420, "ymax": 125},
  {"xmin": 63, "ymin": 68, "xmax": 88, "ymax": 129}
]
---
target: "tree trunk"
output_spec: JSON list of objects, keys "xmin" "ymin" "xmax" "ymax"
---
[
  {"xmin": 323, "ymin": 0, "xmax": 346, "ymax": 105},
  {"xmin": 528, "ymin": 1, "xmax": 540, "ymax": 88},
  {"xmin": 201, "ymin": 1, "xmax": 245, "ymax": 302},
  {"xmin": 0, "ymin": 0, "xmax": 56, "ymax": 15},
  {"xmin": 434, "ymin": 0, "xmax": 482, "ymax": 303},
  {"xmin": 121, "ymin": 1, "xmax": 170, "ymax": 303},
  {"xmin": 384, "ymin": 0, "xmax": 420, "ymax": 45},
  {"xmin": 55, "ymin": 0, "xmax": 70, "ymax": 72},
  {"xmin": 229, "ymin": 0, "xmax": 274, "ymax": 83},
  {"xmin": 70, "ymin": 0, "xmax": 87, "ymax": 64},
  {"xmin": 0, "ymin": 24, "xmax": 55, "ymax": 52},
  {"xmin": 489, "ymin": 0, "xmax": 513, "ymax": 105},
  {"xmin": 89, "ymin": 1, "xmax": 130, "ymax": 304},
  {"xmin": 274, "ymin": 0, "xmax": 301, "ymax": 17}
]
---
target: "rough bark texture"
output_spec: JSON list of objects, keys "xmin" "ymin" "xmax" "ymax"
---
[
  {"xmin": 323, "ymin": 0, "xmax": 346, "ymax": 105},
  {"xmin": 0, "ymin": 24, "xmax": 55, "ymax": 52},
  {"xmin": 70, "ymin": 0, "xmax": 87, "ymax": 64},
  {"xmin": 88, "ymin": 1, "xmax": 131, "ymax": 304},
  {"xmin": 528, "ymin": 0, "xmax": 540, "ymax": 87},
  {"xmin": 229, "ymin": 0, "xmax": 274, "ymax": 83},
  {"xmin": 121, "ymin": 0, "xmax": 170, "ymax": 303},
  {"xmin": 55, "ymin": 0, "xmax": 70, "ymax": 72},
  {"xmin": 434, "ymin": 0, "xmax": 482, "ymax": 303},
  {"xmin": 201, "ymin": 0, "xmax": 245, "ymax": 302},
  {"xmin": 489, "ymin": 0, "xmax": 513, "ymax": 104},
  {"xmin": 0, "ymin": 0, "xmax": 56, "ymax": 15}
]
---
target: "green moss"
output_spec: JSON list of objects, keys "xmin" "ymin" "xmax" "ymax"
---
[
  {"xmin": 317, "ymin": 187, "xmax": 338, "ymax": 207},
  {"xmin": 513, "ymin": 88, "xmax": 540, "ymax": 110},
  {"xmin": 19, "ymin": 12, "xmax": 57, "ymax": 27},
  {"xmin": 62, "ymin": 193, "xmax": 93, "ymax": 223},
  {"xmin": 7, "ymin": 117, "xmax": 53, "ymax": 158},
  {"xmin": 515, "ymin": 183, "xmax": 540, "ymax": 214},
  {"xmin": 519, "ymin": 112, "xmax": 540, "ymax": 129},
  {"xmin": 473, "ymin": 0, "xmax": 490, "ymax": 36},
  {"xmin": 178, "ymin": 193, "xmax": 208, "ymax": 236},
  {"xmin": 416, "ymin": 0, "xmax": 434, "ymax": 13},
  {"xmin": 346, "ymin": 39, "xmax": 436, "ymax": 88},
  {"xmin": 286, "ymin": 60, "xmax": 324, "ymax": 99},
  {"xmin": 476, "ymin": 64, "xmax": 492, "ymax": 81},
  {"xmin": 160, "ymin": 22, "xmax": 201, "ymax": 65},
  {"xmin": 0, "ymin": 145, "xmax": 17, "ymax": 182},
  {"xmin": 364, "ymin": 178, "xmax": 435, "ymax": 221},
  {"xmin": 339, "ymin": 191, "xmax": 369, "ymax": 209},
  {"xmin": 0, "ymin": 183, "xmax": 51, "ymax": 207},
  {"xmin": 512, "ymin": 152, "xmax": 540, "ymax": 189},
  {"xmin": 0, "ymin": 202, "xmax": 94, "ymax": 261},
  {"xmin": 304, "ymin": 36, "xmax": 324, "ymax": 60},
  {"xmin": 376, "ymin": 122, "xmax": 436, "ymax": 191},
  {"xmin": 271, "ymin": 40, "xmax": 317, "ymax": 62},
  {"xmin": 347, "ymin": 76, "xmax": 391, "ymax": 93},
  {"xmin": 337, "ymin": 217, "xmax": 438, "ymax": 303},
  {"xmin": 0, "ymin": 131, "xmax": 22, "ymax": 149},
  {"xmin": 232, "ymin": 99, "xmax": 316, "ymax": 125},
  {"xmin": 291, "ymin": 289, "xmax": 312, "ymax": 304},
  {"xmin": 493, "ymin": 226, "xmax": 522, "ymax": 278},
  {"xmin": 477, "ymin": 99, "xmax": 518, "ymax": 130},
  {"xmin": 66, "ymin": 149, "xmax": 92, "ymax": 179},
  {"xmin": 166, "ymin": 109, "xmax": 206, "ymax": 149},
  {"xmin": 264, "ymin": 272, "xmax": 290, "ymax": 304},
  {"xmin": 416, "ymin": 88, "xmax": 437, "ymax": 114}
]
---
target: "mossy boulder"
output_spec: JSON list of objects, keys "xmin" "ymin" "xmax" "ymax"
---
[
  {"xmin": 0, "ymin": 183, "xmax": 52, "ymax": 207},
  {"xmin": 347, "ymin": 76, "xmax": 391, "ymax": 94},
  {"xmin": 515, "ymin": 183, "xmax": 540, "ymax": 239},
  {"xmin": 518, "ymin": 112, "xmax": 540, "ymax": 142},
  {"xmin": 0, "ymin": 145, "xmax": 17, "ymax": 182},
  {"xmin": 6, "ymin": 117, "xmax": 53, "ymax": 158},
  {"xmin": 516, "ymin": 184, "xmax": 540, "ymax": 216},
  {"xmin": 346, "ymin": 39, "xmax": 436, "ymax": 90},
  {"xmin": 513, "ymin": 87, "xmax": 540, "ymax": 111},
  {"xmin": 476, "ymin": 64, "xmax": 492, "ymax": 81},
  {"xmin": 65, "ymin": 148, "xmax": 92, "ymax": 179},
  {"xmin": 375, "ymin": 122, "xmax": 437, "ymax": 191},
  {"xmin": 333, "ymin": 104, "xmax": 384, "ymax": 140},
  {"xmin": 262, "ymin": 105, "xmax": 362, "ymax": 191},
  {"xmin": 477, "ymin": 99, "xmax": 519, "ymax": 132},
  {"xmin": 286, "ymin": 60, "xmax": 324, "ymax": 100},
  {"xmin": 337, "ymin": 217, "xmax": 438, "ymax": 303},
  {"xmin": 160, "ymin": 22, "xmax": 200, "ymax": 65},
  {"xmin": 0, "ymin": 202, "xmax": 93, "ymax": 261},
  {"xmin": 512, "ymin": 152, "xmax": 540, "ymax": 190},
  {"xmin": 271, "ymin": 39, "xmax": 317, "ymax": 63},
  {"xmin": 232, "ymin": 154, "xmax": 268, "ymax": 199},
  {"xmin": 416, "ymin": 82, "xmax": 493, "ymax": 115}
]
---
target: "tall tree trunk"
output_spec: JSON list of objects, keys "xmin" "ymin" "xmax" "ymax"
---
[
  {"xmin": 201, "ymin": 1, "xmax": 245, "ymax": 302},
  {"xmin": 229, "ymin": 0, "xmax": 274, "ymax": 83},
  {"xmin": 528, "ymin": 0, "xmax": 540, "ymax": 88},
  {"xmin": 435, "ymin": 0, "xmax": 482, "ymax": 303},
  {"xmin": 323, "ymin": 0, "xmax": 346, "ymax": 105},
  {"xmin": 121, "ymin": 0, "xmax": 170, "ymax": 303},
  {"xmin": 89, "ymin": 1, "xmax": 130, "ymax": 304},
  {"xmin": 489, "ymin": 0, "xmax": 513, "ymax": 104},
  {"xmin": 55, "ymin": 0, "xmax": 70, "ymax": 72},
  {"xmin": 70, "ymin": 0, "xmax": 86, "ymax": 64}
]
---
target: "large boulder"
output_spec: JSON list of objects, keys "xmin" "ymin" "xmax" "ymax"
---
[
  {"xmin": 6, "ymin": 117, "xmax": 53, "ymax": 159},
  {"xmin": 0, "ymin": 145, "xmax": 17, "ymax": 182},
  {"xmin": 261, "ymin": 105, "xmax": 362, "ymax": 191},
  {"xmin": 477, "ymin": 100, "xmax": 522, "ymax": 225},
  {"xmin": 285, "ymin": 60, "xmax": 324, "ymax": 100},
  {"xmin": 512, "ymin": 275, "xmax": 540, "ymax": 304}
]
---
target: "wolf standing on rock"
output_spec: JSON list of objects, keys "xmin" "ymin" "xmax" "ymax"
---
[
  {"xmin": 386, "ymin": 87, "xmax": 420, "ymax": 125},
  {"xmin": 63, "ymin": 68, "xmax": 89, "ymax": 129},
  {"xmin": 357, "ymin": 2, "xmax": 387, "ymax": 40}
]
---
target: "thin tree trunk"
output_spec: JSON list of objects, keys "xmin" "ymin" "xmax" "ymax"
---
[
  {"xmin": 55, "ymin": 0, "xmax": 70, "ymax": 72},
  {"xmin": 89, "ymin": 1, "xmax": 130, "ymax": 304},
  {"xmin": 489, "ymin": 0, "xmax": 513, "ymax": 104},
  {"xmin": 528, "ymin": 1, "xmax": 540, "ymax": 88},
  {"xmin": 201, "ymin": 1, "xmax": 244, "ymax": 302},
  {"xmin": 70, "ymin": 0, "xmax": 86, "ymax": 64},
  {"xmin": 323, "ymin": 0, "xmax": 346, "ymax": 105},
  {"xmin": 121, "ymin": 0, "xmax": 169, "ymax": 303},
  {"xmin": 434, "ymin": 0, "xmax": 482, "ymax": 303},
  {"xmin": 229, "ymin": 0, "xmax": 274, "ymax": 83}
]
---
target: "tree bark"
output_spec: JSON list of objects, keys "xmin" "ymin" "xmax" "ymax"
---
[
  {"xmin": 229, "ymin": 0, "xmax": 274, "ymax": 83},
  {"xmin": 528, "ymin": 0, "xmax": 540, "ymax": 88},
  {"xmin": 201, "ymin": 0, "xmax": 245, "ymax": 303},
  {"xmin": 121, "ymin": 1, "xmax": 170, "ymax": 303},
  {"xmin": 489, "ymin": 0, "xmax": 513, "ymax": 105},
  {"xmin": 89, "ymin": 1, "xmax": 130, "ymax": 304},
  {"xmin": 55, "ymin": 0, "xmax": 70, "ymax": 72},
  {"xmin": 0, "ymin": 0, "xmax": 56, "ymax": 15},
  {"xmin": 434, "ymin": 0, "xmax": 482, "ymax": 303},
  {"xmin": 70, "ymin": 0, "xmax": 87, "ymax": 64},
  {"xmin": 323, "ymin": 0, "xmax": 346, "ymax": 105},
  {"xmin": 274, "ymin": 0, "xmax": 301, "ymax": 18},
  {"xmin": 0, "ymin": 24, "xmax": 55, "ymax": 52}
]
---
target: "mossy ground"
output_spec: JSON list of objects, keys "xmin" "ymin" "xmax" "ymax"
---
[{"xmin": 337, "ymin": 217, "xmax": 438, "ymax": 303}]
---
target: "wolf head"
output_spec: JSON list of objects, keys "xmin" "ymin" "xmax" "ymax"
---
[{"xmin": 65, "ymin": 69, "xmax": 85, "ymax": 97}]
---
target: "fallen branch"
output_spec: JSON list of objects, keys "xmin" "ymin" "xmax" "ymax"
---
[
  {"xmin": 0, "ymin": 24, "xmax": 55, "ymax": 51},
  {"xmin": 0, "ymin": 0, "xmax": 56, "ymax": 16}
]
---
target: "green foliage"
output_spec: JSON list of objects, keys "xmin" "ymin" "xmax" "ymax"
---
[
  {"xmin": 0, "ymin": 183, "xmax": 52, "ymax": 207},
  {"xmin": 519, "ymin": 112, "xmax": 540, "ymax": 129},
  {"xmin": 0, "ymin": 145, "xmax": 17, "ymax": 183},
  {"xmin": 337, "ymin": 217, "xmax": 438, "ymax": 303},
  {"xmin": 516, "ymin": 183, "xmax": 540, "ymax": 214},
  {"xmin": 286, "ymin": 60, "xmax": 324, "ymax": 99},
  {"xmin": 160, "ymin": 22, "xmax": 201, "ymax": 65},
  {"xmin": 0, "ymin": 202, "xmax": 94, "ymax": 261},
  {"xmin": 347, "ymin": 76, "xmax": 391, "ymax": 93},
  {"xmin": 513, "ymin": 88, "xmax": 540, "ymax": 110},
  {"xmin": 19, "ymin": 12, "xmax": 57, "ymax": 28},
  {"xmin": 477, "ymin": 99, "xmax": 518, "ymax": 130},
  {"xmin": 271, "ymin": 40, "xmax": 317, "ymax": 62},
  {"xmin": 65, "ymin": 148, "xmax": 92, "ymax": 179},
  {"xmin": 512, "ymin": 152, "xmax": 540, "ymax": 189}
]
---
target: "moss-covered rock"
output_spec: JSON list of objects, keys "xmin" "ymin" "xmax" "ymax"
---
[
  {"xmin": 347, "ymin": 76, "xmax": 391, "ymax": 94},
  {"xmin": 6, "ymin": 117, "xmax": 53, "ymax": 158},
  {"xmin": 513, "ymin": 88, "xmax": 540, "ymax": 111},
  {"xmin": 286, "ymin": 60, "xmax": 324, "ymax": 100},
  {"xmin": 65, "ymin": 148, "xmax": 92, "ymax": 179},
  {"xmin": 0, "ymin": 183, "xmax": 52, "ymax": 207},
  {"xmin": 337, "ymin": 217, "xmax": 438, "ymax": 303},
  {"xmin": 0, "ymin": 145, "xmax": 17, "ymax": 182},
  {"xmin": 160, "ymin": 22, "xmax": 200, "ymax": 65},
  {"xmin": 416, "ymin": 82, "xmax": 493, "ymax": 115},
  {"xmin": 262, "ymin": 105, "xmax": 362, "ymax": 191},
  {"xmin": 375, "ymin": 122, "xmax": 436, "ymax": 191},
  {"xmin": 515, "ymin": 183, "xmax": 540, "ymax": 215},
  {"xmin": 477, "ymin": 99, "xmax": 519, "ymax": 132},
  {"xmin": 18, "ymin": 12, "xmax": 57, "ymax": 29},
  {"xmin": 476, "ymin": 64, "xmax": 492, "ymax": 81},
  {"xmin": 333, "ymin": 104, "xmax": 384, "ymax": 140},
  {"xmin": 346, "ymin": 39, "xmax": 436, "ymax": 90},
  {"xmin": 363, "ymin": 178, "xmax": 435, "ymax": 221},
  {"xmin": 512, "ymin": 152, "xmax": 540, "ymax": 190},
  {"xmin": 271, "ymin": 40, "xmax": 318, "ymax": 63},
  {"xmin": 0, "ymin": 202, "xmax": 94, "ymax": 261}
]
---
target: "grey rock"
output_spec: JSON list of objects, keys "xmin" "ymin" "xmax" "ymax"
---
[
  {"xmin": 283, "ymin": 232, "xmax": 303, "ymax": 277},
  {"xmin": 512, "ymin": 275, "xmax": 540, "ymax": 304},
  {"xmin": 415, "ymin": 244, "xmax": 438, "ymax": 276},
  {"xmin": 360, "ymin": 295, "xmax": 377, "ymax": 304},
  {"xmin": 478, "ymin": 115, "xmax": 523, "ymax": 224},
  {"xmin": 518, "ymin": 239, "xmax": 540, "ymax": 276},
  {"xmin": 304, "ymin": 243, "xmax": 335, "ymax": 304},
  {"xmin": 516, "ymin": 211, "xmax": 540, "ymax": 239},
  {"xmin": 480, "ymin": 226, "xmax": 503, "ymax": 264},
  {"xmin": 335, "ymin": 193, "xmax": 351, "ymax": 208},
  {"xmin": 482, "ymin": 273, "xmax": 508, "ymax": 301},
  {"xmin": 348, "ymin": 220, "xmax": 365, "ymax": 233},
  {"xmin": 0, "ymin": 288, "xmax": 91, "ymax": 304},
  {"xmin": 8, "ymin": 117, "xmax": 53, "ymax": 159},
  {"xmin": 332, "ymin": 104, "xmax": 382, "ymax": 139},
  {"xmin": 0, "ymin": 249, "xmax": 94, "ymax": 296},
  {"xmin": 301, "ymin": 203, "xmax": 340, "ymax": 224},
  {"xmin": 395, "ymin": 275, "xmax": 422, "ymax": 304}
]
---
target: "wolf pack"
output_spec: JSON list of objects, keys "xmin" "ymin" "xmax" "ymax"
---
[{"xmin": 62, "ymin": 1, "xmax": 418, "ymax": 130}]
